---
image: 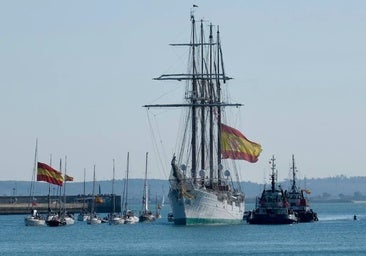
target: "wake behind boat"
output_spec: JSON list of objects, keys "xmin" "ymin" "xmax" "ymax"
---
[{"xmin": 144, "ymin": 9, "xmax": 262, "ymax": 225}]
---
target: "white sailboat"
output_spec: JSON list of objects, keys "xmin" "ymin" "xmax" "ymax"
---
[
  {"xmin": 24, "ymin": 139, "xmax": 46, "ymax": 226},
  {"xmin": 77, "ymin": 168, "xmax": 89, "ymax": 221},
  {"xmin": 46, "ymin": 157, "xmax": 75, "ymax": 226},
  {"xmin": 62, "ymin": 156, "xmax": 75, "ymax": 225},
  {"xmin": 144, "ymin": 9, "xmax": 262, "ymax": 225},
  {"xmin": 139, "ymin": 152, "xmax": 155, "ymax": 222},
  {"xmin": 122, "ymin": 152, "xmax": 139, "ymax": 224},
  {"xmin": 87, "ymin": 165, "xmax": 102, "ymax": 225},
  {"xmin": 109, "ymin": 159, "xmax": 124, "ymax": 225}
]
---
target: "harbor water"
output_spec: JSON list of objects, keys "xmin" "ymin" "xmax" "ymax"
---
[{"xmin": 1, "ymin": 202, "xmax": 365, "ymax": 255}]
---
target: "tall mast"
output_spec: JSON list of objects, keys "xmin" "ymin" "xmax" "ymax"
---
[
  {"xmin": 191, "ymin": 14, "xmax": 198, "ymax": 184},
  {"xmin": 92, "ymin": 164, "xmax": 96, "ymax": 213},
  {"xmin": 216, "ymin": 26, "xmax": 222, "ymax": 183},
  {"xmin": 28, "ymin": 139, "xmax": 38, "ymax": 210},
  {"xmin": 200, "ymin": 19, "xmax": 206, "ymax": 173},
  {"xmin": 47, "ymin": 154, "xmax": 52, "ymax": 213},
  {"xmin": 209, "ymin": 23, "xmax": 214, "ymax": 186},
  {"xmin": 58, "ymin": 158, "xmax": 62, "ymax": 214},
  {"xmin": 125, "ymin": 152, "xmax": 130, "ymax": 212},
  {"xmin": 112, "ymin": 159, "xmax": 115, "ymax": 213},
  {"xmin": 63, "ymin": 156, "xmax": 67, "ymax": 219},
  {"xmin": 143, "ymin": 12, "xmax": 239, "ymax": 184},
  {"xmin": 143, "ymin": 152, "xmax": 149, "ymax": 211},
  {"xmin": 82, "ymin": 168, "xmax": 86, "ymax": 210}
]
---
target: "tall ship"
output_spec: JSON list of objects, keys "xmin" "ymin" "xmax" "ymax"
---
[
  {"xmin": 144, "ymin": 8, "xmax": 262, "ymax": 225},
  {"xmin": 247, "ymin": 156, "xmax": 297, "ymax": 224},
  {"xmin": 286, "ymin": 155, "xmax": 318, "ymax": 222}
]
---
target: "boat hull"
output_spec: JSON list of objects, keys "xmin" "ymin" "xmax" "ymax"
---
[
  {"xmin": 247, "ymin": 212, "xmax": 297, "ymax": 225},
  {"xmin": 295, "ymin": 210, "xmax": 318, "ymax": 222},
  {"xmin": 109, "ymin": 217, "xmax": 125, "ymax": 225},
  {"xmin": 169, "ymin": 188, "xmax": 244, "ymax": 225},
  {"xmin": 139, "ymin": 213, "xmax": 156, "ymax": 223},
  {"xmin": 124, "ymin": 216, "xmax": 139, "ymax": 224},
  {"xmin": 24, "ymin": 216, "xmax": 46, "ymax": 226},
  {"xmin": 87, "ymin": 217, "xmax": 102, "ymax": 225}
]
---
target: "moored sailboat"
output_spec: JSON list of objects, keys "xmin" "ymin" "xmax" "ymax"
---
[
  {"xmin": 108, "ymin": 159, "xmax": 124, "ymax": 225},
  {"xmin": 139, "ymin": 152, "xmax": 156, "ymax": 222},
  {"xmin": 24, "ymin": 139, "xmax": 46, "ymax": 226},
  {"xmin": 78, "ymin": 168, "xmax": 89, "ymax": 221},
  {"xmin": 144, "ymin": 9, "xmax": 262, "ymax": 225},
  {"xmin": 87, "ymin": 165, "xmax": 102, "ymax": 225},
  {"xmin": 122, "ymin": 152, "xmax": 139, "ymax": 224},
  {"xmin": 46, "ymin": 157, "xmax": 75, "ymax": 226}
]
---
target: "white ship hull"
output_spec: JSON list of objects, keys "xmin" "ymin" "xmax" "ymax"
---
[{"xmin": 169, "ymin": 187, "xmax": 244, "ymax": 225}]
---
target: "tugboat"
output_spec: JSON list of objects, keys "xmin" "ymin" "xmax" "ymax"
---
[
  {"xmin": 286, "ymin": 155, "xmax": 318, "ymax": 222},
  {"xmin": 247, "ymin": 156, "xmax": 297, "ymax": 224}
]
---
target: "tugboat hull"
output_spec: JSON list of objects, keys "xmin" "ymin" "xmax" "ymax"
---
[
  {"xmin": 247, "ymin": 212, "xmax": 297, "ymax": 224},
  {"xmin": 296, "ymin": 211, "xmax": 318, "ymax": 222}
]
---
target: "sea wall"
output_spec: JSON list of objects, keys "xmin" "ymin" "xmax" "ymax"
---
[{"xmin": 0, "ymin": 194, "xmax": 121, "ymax": 215}]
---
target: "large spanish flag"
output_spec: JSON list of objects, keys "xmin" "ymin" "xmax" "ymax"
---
[
  {"xmin": 37, "ymin": 162, "xmax": 64, "ymax": 186},
  {"xmin": 221, "ymin": 123, "xmax": 262, "ymax": 163}
]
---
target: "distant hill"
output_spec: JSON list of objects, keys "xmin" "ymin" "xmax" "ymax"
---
[{"xmin": 1, "ymin": 175, "xmax": 366, "ymax": 202}]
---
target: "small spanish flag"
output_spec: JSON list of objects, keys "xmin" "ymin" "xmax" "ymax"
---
[
  {"xmin": 37, "ymin": 162, "xmax": 64, "ymax": 186},
  {"xmin": 65, "ymin": 174, "xmax": 74, "ymax": 182},
  {"xmin": 221, "ymin": 123, "xmax": 262, "ymax": 163}
]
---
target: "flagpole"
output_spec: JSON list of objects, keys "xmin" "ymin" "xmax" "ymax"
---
[{"xmin": 48, "ymin": 154, "xmax": 52, "ymax": 213}]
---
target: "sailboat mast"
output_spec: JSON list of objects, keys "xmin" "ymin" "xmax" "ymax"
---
[
  {"xmin": 112, "ymin": 159, "xmax": 115, "ymax": 213},
  {"xmin": 216, "ymin": 26, "xmax": 223, "ymax": 183},
  {"xmin": 200, "ymin": 19, "xmax": 206, "ymax": 173},
  {"xmin": 125, "ymin": 152, "xmax": 130, "ymax": 212},
  {"xmin": 63, "ymin": 156, "xmax": 67, "ymax": 219},
  {"xmin": 92, "ymin": 164, "xmax": 96, "ymax": 213},
  {"xmin": 209, "ymin": 23, "xmax": 214, "ymax": 185},
  {"xmin": 47, "ymin": 154, "xmax": 52, "ymax": 213},
  {"xmin": 58, "ymin": 158, "xmax": 62, "ymax": 214},
  {"xmin": 144, "ymin": 152, "xmax": 149, "ymax": 211},
  {"xmin": 28, "ymin": 139, "xmax": 38, "ymax": 210},
  {"xmin": 191, "ymin": 14, "xmax": 198, "ymax": 185},
  {"xmin": 82, "ymin": 168, "xmax": 86, "ymax": 210}
]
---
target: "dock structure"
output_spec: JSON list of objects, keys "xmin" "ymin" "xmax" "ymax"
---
[{"xmin": 0, "ymin": 195, "xmax": 121, "ymax": 215}]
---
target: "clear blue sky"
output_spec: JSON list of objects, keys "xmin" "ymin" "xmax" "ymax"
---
[{"xmin": 1, "ymin": 1, "xmax": 365, "ymax": 183}]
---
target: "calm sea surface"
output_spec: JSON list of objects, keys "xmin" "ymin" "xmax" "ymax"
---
[{"xmin": 1, "ymin": 202, "xmax": 365, "ymax": 256}]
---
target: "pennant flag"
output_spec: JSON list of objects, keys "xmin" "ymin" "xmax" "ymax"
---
[
  {"xmin": 65, "ymin": 174, "xmax": 74, "ymax": 182},
  {"xmin": 221, "ymin": 123, "xmax": 262, "ymax": 163},
  {"xmin": 37, "ymin": 162, "xmax": 64, "ymax": 186}
]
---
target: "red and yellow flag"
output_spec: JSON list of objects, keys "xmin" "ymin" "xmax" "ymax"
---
[
  {"xmin": 37, "ymin": 162, "xmax": 64, "ymax": 186},
  {"xmin": 221, "ymin": 123, "xmax": 262, "ymax": 163}
]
